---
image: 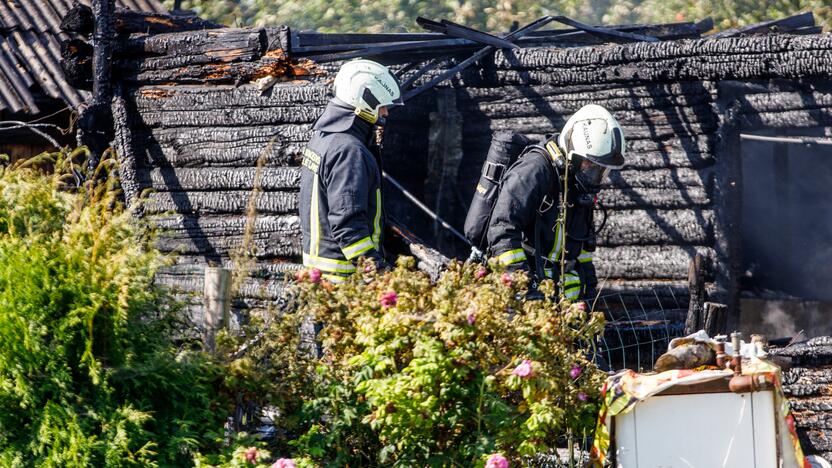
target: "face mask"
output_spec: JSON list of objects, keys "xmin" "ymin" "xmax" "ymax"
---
[{"xmin": 574, "ymin": 162, "xmax": 609, "ymax": 193}]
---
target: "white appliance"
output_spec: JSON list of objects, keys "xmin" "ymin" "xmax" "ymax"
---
[{"xmin": 614, "ymin": 390, "xmax": 778, "ymax": 468}]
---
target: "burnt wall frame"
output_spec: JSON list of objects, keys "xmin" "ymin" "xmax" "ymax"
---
[{"xmin": 713, "ymin": 78, "xmax": 832, "ymax": 331}]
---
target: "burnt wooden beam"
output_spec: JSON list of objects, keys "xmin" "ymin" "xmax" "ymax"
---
[
  {"xmin": 77, "ymin": 0, "xmax": 116, "ymax": 168},
  {"xmin": 551, "ymin": 15, "xmax": 659, "ymax": 43},
  {"xmin": 712, "ymin": 11, "xmax": 815, "ymax": 38},
  {"xmin": 292, "ymin": 21, "xmax": 706, "ymax": 55},
  {"xmin": 62, "ymin": 3, "xmax": 223, "ymax": 37},
  {"xmin": 60, "ymin": 38, "xmax": 93, "ymax": 90},
  {"xmin": 403, "ymin": 16, "xmax": 557, "ymax": 101},
  {"xmin": 596, "ymin": 209, "xmax": 714, "ymax": 246},
  {"xmin": 138, "ymin": 167, "xmax": 301, "ymax": 191},
  {"xmin": 685, "ymin": 254, "xmax": 706, "ymax": 334},
  {"xmin": 598, "ymin": 187, "xmax": 712, "ymax": 209},
  {"xmin": 701, "ymin": 302, "xmax": 727, "ymax": 336},
  {"xmin": 120, "ymin": 28, "xmax": 267, "ymax": 61},
  {"xmin": 143, "ymin": 191, "xmax": 299, "ymax": 215},
  {"xmin": 111, "ymin": 85, "xmax": 144, "ymax": 210},
  {"xmin": 416, "ymin": 17, "xmax": 520, "ymax": 49},
  {"xmin": 595, "ymin": 245, "xmax": 714, "ymax": 281}
]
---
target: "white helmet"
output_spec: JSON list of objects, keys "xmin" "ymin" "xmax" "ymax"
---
[
  {"xmin": 558, "ymin": 104, "xmax": 626, "ymax": 170},
  {"xmin": 333, "ymin": 59, "xmax": 403, "ymax": 124}
]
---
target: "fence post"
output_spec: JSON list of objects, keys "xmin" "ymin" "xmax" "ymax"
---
[
  {"xmin": 685, "ymin": 254, "xmax": 705, "ymax": 335},
  {"xmin": 702, "ymin": 302, "xmax": 728, "ymax": 337},
  {"xmin": 204, "ymin": 266, "xmax": 231, "ymax": 352}
]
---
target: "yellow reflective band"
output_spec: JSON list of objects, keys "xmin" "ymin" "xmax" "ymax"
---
[
  {"xmin": 342, "ymin": 236, "xmax": 374, "ymax": 260},
  {"xmin": 372, "ymin": 189, "xmax": 382, "ymax": 248},
  {"xmin": 578, "ymin": 250, "xmax": 593, "ymax": 263},
  {"xmin": 547, "ymin": 223, "xmax": 563, "ymax": 262},
  {"xmin": 310, "ymin": 175, "xmax": 321, "ymax": 256},
  {"xmin": 563, "ymin": 272, "xmax": 581, "ymax": 287},
  {"xmin": 496, "ymin": 248, "xmax": 527, "ymax": 265},
  {"xmin": 544, "ymin": 268, "xmax": 554, "ymax": 279},
  {"xmin": 564, "ymin": 288, "xmax": 580, "ymax": 300},
  {"xmin": 303, "ymin": 253, "xmax": 356, "ymax": 274},
  {"xmin": 322, "ymin": 273, "xmax": 347, "ymax": 284}
]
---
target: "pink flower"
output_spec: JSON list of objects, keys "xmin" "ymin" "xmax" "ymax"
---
[
  {"xmin": 501, "ymin": 273, "xmax": 513, "ymax": 287},
  {"xmin": 364, "ymin": 263, "xmax": 375, "ymax": 273},
  {"xmin": 272, "ymin": 459, "xmax": 296, "ymax": 468},
  {"xmin": 570, "ymin": 364, "xmax": 582, "ymax": 380},
  {"xmin": 244, "ymin": 447, "xmax": 258, "ymax": 464},
  {"xmin": 467, "ymin": 312, "xmax": 476, "ymax": 325},
  {"xmin": 294, "ymin": 270, "xmax": 307, "ymax": 282},
  {"xmin": 475, "ymin": 267, "xmax": 488, "ymax": 279},
  {"xmin": 576, "ymin": 301, "xmax": 587, "ymax": 311},
  {"xmin": 578, "ymin": 391, "xmax": 588, "ymax": 401},
  {"xmin": 512, "ymin": 359, "xmax": 533, "ymax": 378},
  {"xmin": 308, "ymin": 268, "xmax": 322, "ymax": 283},
  {"xmin": 486, "ymin": 453, "xmax": 509, "ymax": 468},
  {"xmin": 380, "ymin": 290, "xmax": 398, "ymax": 308}
]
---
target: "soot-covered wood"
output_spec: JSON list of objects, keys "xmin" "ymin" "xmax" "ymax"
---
[
  {"xmin": 62, "ymin": 3, "xmax": 223, "ymax": 36},
  {"xmin": 773, "ymin": 337, "xmax": 832, "ymax": 462}
]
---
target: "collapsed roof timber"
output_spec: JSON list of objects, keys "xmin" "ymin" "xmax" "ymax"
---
[{"xmin": 52, "ymin": 6, "xmax": 832, "ymax": 458}]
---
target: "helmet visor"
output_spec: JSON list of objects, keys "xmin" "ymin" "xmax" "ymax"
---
[{"xmin": 577, "ymin": 163, "xmax": 610, "ymax": 187}]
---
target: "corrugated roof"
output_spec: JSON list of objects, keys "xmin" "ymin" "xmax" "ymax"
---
[{"xmin": 0, "ymin": 0, "xmax": 166, "ymax": 115}]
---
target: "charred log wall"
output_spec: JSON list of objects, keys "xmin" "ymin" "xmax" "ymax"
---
[{"xmin": 110, "ymin": 32, "xmax": 832, "ymax": 329}]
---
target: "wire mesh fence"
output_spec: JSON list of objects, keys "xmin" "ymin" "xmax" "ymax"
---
[{"xmin": 593, "ymin": 283, "xmax": 688, "ymax": 373}]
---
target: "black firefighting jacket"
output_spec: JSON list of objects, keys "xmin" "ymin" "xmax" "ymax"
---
[
  {"xmin": 486, "ymin": 138, "xmax": 598, "ymax": 298},
  {"xmin": 299, "ymin": 99, "xmax": 383, "ymax": 282}
]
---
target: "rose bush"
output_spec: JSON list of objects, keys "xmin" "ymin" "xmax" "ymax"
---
[{"xmin": 271, "ymin": 257, "xmax": 606, "ymax": 466}]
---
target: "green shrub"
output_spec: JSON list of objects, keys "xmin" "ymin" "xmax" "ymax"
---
[
  {"xmin": 0, "ymin": 150, "xmax": 233, "ymax": 467},
  {"xmin": 249, "ymin": 258, "xmax": 605, "ymax": 467},
  {"xmin": 0, "ymin": 149, "xmax": 606, "ymax": 467}
]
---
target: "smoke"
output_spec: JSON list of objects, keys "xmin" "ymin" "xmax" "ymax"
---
[
  {"xmin": 742, "ymin": 297, "xmax": 832, "ymax": 339},
  {"xmin": 760, "ymin": 305, "xmax": 799, "ymax": 339}
]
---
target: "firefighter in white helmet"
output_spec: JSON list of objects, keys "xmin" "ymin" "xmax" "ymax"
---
[
  {"xmin": 299, "ymin": 59, "xmax": 403, "ymax": 282},
  {"xmin": 486, "ymin": 104, "xmax": 626, "ymax": 300}
]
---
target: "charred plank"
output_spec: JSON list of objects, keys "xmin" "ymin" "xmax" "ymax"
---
[
  {"xmin": 139, "ymin": 167, "xmax": 301, "ymax": 191},
  {"xmin": 61, "ymin": 3, "xmax": 223, "ymax": 37}
]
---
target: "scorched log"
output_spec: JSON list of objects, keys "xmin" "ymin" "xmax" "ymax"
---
[
  {"xmin": 139, "ymin": 167, "xmax": 302, "ymax": 191},
  {"xmin": 595, "ymin": 209, "xmax": 714, "ymax": 246},
  {"xmin": 597, "ymin": 187, "xmax": 712, "ymax": 209},
  {"xmin": 61, "ymin": 3, "xmax": 223, "ymax": 37},
  {"xmin": 143, "ymin": 191, "xmax": 300, "ymax": 215},
  {"xmin": 594, "ymin": 245, "xmax": 715, "ymax": 280}
]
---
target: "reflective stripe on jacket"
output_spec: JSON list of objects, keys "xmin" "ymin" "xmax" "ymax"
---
[{"xmin": 299, "ymin": 100, "xmax": 383, "ymax": 281}]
